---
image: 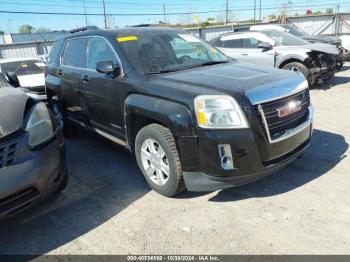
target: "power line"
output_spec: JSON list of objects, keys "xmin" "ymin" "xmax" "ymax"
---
[{"xmin": 0, "ymin": 3, "xmax": 347, "ymax": 17}]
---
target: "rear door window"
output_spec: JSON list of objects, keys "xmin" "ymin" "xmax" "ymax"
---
[
  {"xmin": 62, "ymin": 38, "xmax": 88, "ymax": 68},
  {"xmin": 222, "ymin": 39, "xmax": 243, "ymax": 48}
]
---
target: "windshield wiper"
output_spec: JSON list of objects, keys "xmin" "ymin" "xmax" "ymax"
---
[
  {"xmin": 145, "ymin": 61, "xmax": 230, "ymax": 74},
  {"xmin": 199, "ymin": 60, "xmax": 230, "ymax": 66}
]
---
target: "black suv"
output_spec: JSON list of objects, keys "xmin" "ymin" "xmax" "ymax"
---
[{"xmin": 46, "ymin": 27, "xmax": 313, "ymax": 197}]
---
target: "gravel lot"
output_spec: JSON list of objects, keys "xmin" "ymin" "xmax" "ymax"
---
[{"xmin": 0, "ymin": 64, "xmax": 349, "ymax": 255}]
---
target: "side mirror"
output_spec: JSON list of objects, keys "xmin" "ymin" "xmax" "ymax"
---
[
  {"xmin": 96, "ymin": 61, "xmax": 121, "ymax": 77},
  {"xmin": 258, "ymin": 42, "xmax": 273, "ymax": 50},
  {"xmin": 6, "ymin": 72, "xmax": 20, "ymax": 87}
]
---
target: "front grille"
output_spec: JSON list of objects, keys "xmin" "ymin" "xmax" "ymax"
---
[
  {"xmin": 0, "ymin": 187, "xmax": 40, "ymax": 216},
  {"xmin": 0, "ymin": 140, "xmax": 19, "ymax": 169},
  {"xmin": 257, "ymin": 90, "xmax": 310, "ymax": 140}
]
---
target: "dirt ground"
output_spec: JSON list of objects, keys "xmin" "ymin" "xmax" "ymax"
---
[{"xmin": 0, "ymin": 63, "xmax": 349, "ymax": 255}]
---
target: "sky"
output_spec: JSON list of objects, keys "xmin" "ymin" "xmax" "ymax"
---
[{"xmin": 0, "ymin": 0, "xmax": 349, "ymax": 33}]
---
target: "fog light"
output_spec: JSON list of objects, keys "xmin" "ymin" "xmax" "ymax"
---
[{"xmin": 218, "ymin": 144, "xmax": 234, "ymax": 170}]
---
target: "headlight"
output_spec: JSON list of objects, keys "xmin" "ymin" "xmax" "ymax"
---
[
  {"xmin": 25, "ymin": 102, "xmax": 54, "ymax": 148},
  {"xmin": 194, "ymin": 95, "xmax": 249, "ymax": 129}
]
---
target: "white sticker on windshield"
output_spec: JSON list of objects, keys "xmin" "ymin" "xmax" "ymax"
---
[
  {"xmin": 35, "ymin": 62, "xmax": 45, "ymax": 67},
  {"xmin": 178, "ymin": 34, "xmax": 201, "ymax": 43}
]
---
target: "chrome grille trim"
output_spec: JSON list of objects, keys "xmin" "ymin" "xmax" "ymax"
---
[{"xmin": 258, "ymin": 105, "xmax": 313, "ymax": 144}]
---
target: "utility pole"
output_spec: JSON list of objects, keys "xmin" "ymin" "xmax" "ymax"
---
[
  {"xmin": 102, "ymin": 0, "xmax": 107, "ymax": 29},
  {"xmin": 259, "ymin": 0, "xmax": 262, "ymax": 21},
  {"xmin": 225, "ymin": 0, "xmax": 229, "ymax": 25},
  {"xmin": 253, "ymin": 0, "xmax": 256, "ymax": 21},
  {"xmin": 83, "ymin": 0, "xmax": 88, "ymax": 26},
  {"xmin": 163, "ymin": 3, "xmax": 166, "ymax": 23}
]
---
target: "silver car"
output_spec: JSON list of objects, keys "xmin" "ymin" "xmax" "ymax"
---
[{"xmin": 210, "ymin": 30, "xmax": 340, "ymax": 86}]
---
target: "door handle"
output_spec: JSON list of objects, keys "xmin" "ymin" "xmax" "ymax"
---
[
  {"xmin": 241, "ymin": 54, "xmax": 248, "ymax": 56},
  {"xmin": 82, "ymin": 75, "xmax": 89, "ymax": 83}
]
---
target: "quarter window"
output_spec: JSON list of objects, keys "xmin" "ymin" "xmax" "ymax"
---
[
  {"xmin": 87, "ymin": 38, "xmax": 118, "ymax": 70},
  {"xmin": 62, "ymin": 38, "xmax": 88, "ymax": 68}
]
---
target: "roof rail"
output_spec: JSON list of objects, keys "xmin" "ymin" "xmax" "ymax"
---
[{"xmin": 69, "ymin": 26, "xmax": 99, "ymax": 34}]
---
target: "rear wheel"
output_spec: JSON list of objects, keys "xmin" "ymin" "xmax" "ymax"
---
[
  {"xmin": 135, "ymin": 124, "xmax": 186, "ymax": 197},
  {"xmin": 49, "ymin": 97, "xmax": 77, "ymax": 137},
  {"xmin": 282, "ymin": 62, "xmax": 310, "ymax": 83}
]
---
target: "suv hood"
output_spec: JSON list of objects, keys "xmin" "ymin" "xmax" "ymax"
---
[
  {"xmin": 275, "ymin": 43, "xmax": 339, "ymax": 55},
  {"xmin": 0, "ymin": 88, "xmax": 28, "ymax": 139},
  {"xmin": 153, "ymin": 62, "xmax": 306, "ymax": 105},
  {"xmin": 302, "ymin": 35, "xmax": 341, "ymax": 45}
]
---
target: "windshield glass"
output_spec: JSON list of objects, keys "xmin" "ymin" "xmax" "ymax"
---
[
  {"xmin": 0, "ymin": 60, "xmax": 45, "ymax": 76},
  {"xmin": 116, "ymin": 31, "xmax": 228, "ymax": 74},
  {"xmin": 283, "ymin": 25, "xmax": 308, "ymax": 37},
  {"xmin": 263, "ymin": 30, "xmax": 310, "ymax": 46}
]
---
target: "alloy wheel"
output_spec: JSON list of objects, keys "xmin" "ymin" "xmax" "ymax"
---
[{"xmin": 140, "ymin": 138, "xmax": 170, "ymax": 186}]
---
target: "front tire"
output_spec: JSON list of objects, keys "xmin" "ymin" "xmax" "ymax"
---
[
  {"xmin": 135, "ymin": 124, "xmax": 186, "ymax": 197},
  {"xmin": 282, "ymin": 62, "xmax": 310, "ymax": 84}
]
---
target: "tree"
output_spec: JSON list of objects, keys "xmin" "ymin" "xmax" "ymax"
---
[
  {"xmin": 35, "ymin": 27, "xmax": 52, "ymax": 33},
  {"xmin": 314, "ymin": 10, "xmax": 322, "ymax": 15},
  {"xmin": 326, "ymin": 8, "xmax": 334, "ymax": 14},
  {"xmin": 268, "ymin": 14, "xmax": 277, "ymax": 20},
  {"xmin": 19, "ymin": 24, "xmax": 34, "ymax": 34}
]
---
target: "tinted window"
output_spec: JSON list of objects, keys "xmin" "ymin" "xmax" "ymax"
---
[
  {"xmin": 263, "ymin": 30, "xmax": 309, "ymax": 46},
  {"xmin": 211, "ymin": 38, "xmax": 223, "ymax": 47},
  {"xmin": 243, "ymin": 37, "xmax": 262, "ymax": 48},
  {"xmin": 283, "ymin": 25, "xmax": 308, "ymax": 37},
  {"xmin": 117, "ymin": 32, "xmax": 227, "ymax": 74},
  {"xmin": 87, "ymin": 38, "xmax": 118, "ymax": 70},
  {"xmin": 0, "ymin": 73, "xmax": 12, "ymax": 87},
  {"xmin": 222, "ymin": 39, "xmax": 243, "ymax": 48},
  {"xmin": 234, "ymin": 27, "xmax": 250, "ymax": 32},
  {"xmin": 62, "ymin": 38, "xmax": 88, "ymax": 68},
  {"xmin": 48, "ymin": 39, "xmax": 63, "ymax": 65}
]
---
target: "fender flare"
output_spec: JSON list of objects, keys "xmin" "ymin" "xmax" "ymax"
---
[
  {"xmin": 45, "ymin": 74, "xmax": 64, "ymax": 100},
  {"xmin": 124, "ymin": 93, "xmax": 196, "ymax": 139},
  {"xmin": 276, "ymin": 54, "xmax": 308, "ymax": 69}
]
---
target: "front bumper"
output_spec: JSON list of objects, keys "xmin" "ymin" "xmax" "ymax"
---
[
  {"xmin": 0, "ymin": 129, "xmax": 66, "ymax": 220},
  {"xmin": 178, "ymin": 106, "xmax": 313, "ymax": 192},
  {"xmin": 309, "ymin": 65, "xmax": 336, "ymax": 85}
]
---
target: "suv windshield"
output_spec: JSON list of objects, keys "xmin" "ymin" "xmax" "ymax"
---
[
  {"xmin": 116, "ymin": 31, "xmax": 228, "ymax": 74},
  {"xmin": 0, "ymin": 60, "xmax": 45, "ymax": 76},
  {"xmin": 263, "ymin": 30, "xmax": 310, "ymax": 46},
  {"xmin": 282, "ymin": 25, "xmax": 308, "ymax": 37}
]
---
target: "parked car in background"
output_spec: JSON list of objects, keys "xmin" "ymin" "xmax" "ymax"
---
[
  {"xmin": 210, "ymin": 30, "xmax": 339, "ymax": 86},
  {"xmin": 248, "ymin": 24, "xmax": 346, "ymax": 69},
  {"xmin": 0, "ymin": 87, "xmax": 67, "ymax": 220},
  {"xmin": 0, "ymin": 57, "xmax": 47, "ymax": 100},
  {"xmin": 46, "ymin": 26, "xmax": 313, "ymax": 197},
  {"xmin": 339, "ymin": 35, "xmax": 350, "ymax": 61}
]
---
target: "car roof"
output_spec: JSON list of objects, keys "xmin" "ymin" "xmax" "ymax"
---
[
  {"xmin": 0, "ymin": 57, "xmax": 43, "ymax": 64},
  {"xmin": 59, "ymin": 27, "xmax": 186, "ymax": 40},
  {"xmin": 216, "ymin": 30, "xmax": 266, "ymax": 38}
]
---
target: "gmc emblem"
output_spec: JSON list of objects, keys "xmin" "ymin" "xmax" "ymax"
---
[{"xmin": 276, "ymin": 101, "xmax": 302, "ymax": 118}]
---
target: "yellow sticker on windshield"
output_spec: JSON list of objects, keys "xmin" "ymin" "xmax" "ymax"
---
[
  {"xmin": 21, "ymin": 64, "xmax": 28, "ymax": 68},
  {"xmin": 116, "ymin": 36, "xmax": 138, "ymax": 42}
]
